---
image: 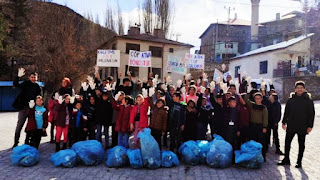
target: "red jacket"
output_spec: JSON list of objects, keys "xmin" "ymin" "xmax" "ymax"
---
[
  {"xmin": 54, "ymin": 101, "xmax": 71, "ymax": 128},
  {"xmin": 114, "ymin": 104, "xmax": 133, "ymax": 133},
  {"xmin": 129, "ymin": 98, "xmax": 150, "ymax": 128},
  {"xmin": 25, "ymin": 107, "xmax": 48, "ymax": 132},
  {"xmin": 48, "ymin": 98, "xmax": 56, "ymax": 123}
]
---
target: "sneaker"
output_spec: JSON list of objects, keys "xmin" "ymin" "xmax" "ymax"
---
[{"xmin": 275, "ymin": 150, "xmax": 284, "ymax": 155}]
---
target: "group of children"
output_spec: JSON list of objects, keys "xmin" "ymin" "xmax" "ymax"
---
[{"xmin": 23, "ymin": 70, "xmax": 284, "ymax": 162}]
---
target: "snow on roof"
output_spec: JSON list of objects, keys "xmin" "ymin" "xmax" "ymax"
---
[{"xmin": 232, "ymin": 33, "xmax": 314, "ymax": 60}]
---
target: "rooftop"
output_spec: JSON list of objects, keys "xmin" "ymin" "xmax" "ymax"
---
[
  {"xmin": 116, "ymin": 34, "xmax": 194, "ymax": 47},
  {"xmin": 231, "ymin": 33, "xmax": 314, "ymax": 60}
]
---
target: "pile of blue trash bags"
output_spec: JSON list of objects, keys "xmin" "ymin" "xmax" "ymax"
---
[
  {"xmin": 11, "ymin": 144, "xmax": 40, "ymax": 167},
  {"xmin": 235, "ymin": 140, "xmax": 264, "ymax": 169},
  {"xmin": 50, "ymin": 149, "xmax": 77, "ymax": 168},
  {"xmin": 107, "ymin": 128, "xmax": 179, "ymax": 169},
  {"xmin": 178, "ymin": 135, "xmax": 264, "ymax": 169}
]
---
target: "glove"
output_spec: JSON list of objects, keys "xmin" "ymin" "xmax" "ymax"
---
[
  {"xmin": 161, "ymin": 83, "xmax": 167, "ymax": 91},
  {"xmin": 82, "ymin": 115, "xmax": 88, "ymax": 120},
  {"xmin": 81, "ymin": 82, "xmax": 89, "ymax": 91},
  {"xmin": 176, "ymin": 79, "xmax": 182, "ymax": 88},
  {"xmin": 209, "ymin": 81, "xmax": 215, "ymax": 92},
  {"xmin": 152, "ymin": 76, "xmax": 158, "ymax": 87},
  {"xmin": 222, "ymin": 83, "xmax": 229, "ymax": 94},
  {"xmin": 268, "ymin": 79, "xmax": 273, "ymax": 85},
  {"xmin": 180, "ymin": 87, "xmax": 186, "ymax": 94},
  {"xmin": 70, "ymin": 96, "xmax": 75, "ymax": 104},
  {"xmin": 112, "ymin": 82, "xmax": 117, "ymax": 90},
  {"xmin": 202, "ymin": 73, "xmax": 208, "ymax": 80},
  {"xmin": 197, "ymin": 79, "xmax": 201, "ymax": 85},
  {"xmin": 216, "ymin": 77, "xmax": 221, "ymax": 84},
  {"xmin": 261, "ymin": 82, "xmax": 267, "ymax": 90},
  {"xmin": 73, "ymin": 108, "xmax": 78, "ymax": 112},
  {"xmin": 229, "ymin": 80, "xmax": 234, "ymax": 85},
  {"xmin": 94, "ymin": 66, "xmax": 99, "ymax": 74},
  {"xmin": 28, "ymin": 100, "xmax": 35, "ymax": 109},
  {"xmin": 89, "ymin": 82, "xmax": 96, "ymax": 90},
  {"xmin": 18, "ymin": 68, "xmax": 25, "ymax": 77},
  {"xmin": 149, "ymin": 87, "xmax": 155, "ymax": 97},
  {"xmin": 87, "ymin": 76, "xmax": 94, "ymax": 83},
  {"xmin": 58, "ymin": 96, "xmax": 64, "ymax": 104},
  {"xmin": 185, "ymin": 73, "xmax": 191, "ymax": 80},
  {"xmin": 200, "ymin": 86, "xmax": 206, "ymax": 94},
  {"xmin": 166, "ymin": 76, "xmax": 172, "ymax": 84},
  {"xmin": 54, "ymin": 92, "xmax": 59, "ymax": 100},
  {"xmin": 154, "ymin": 74, "xmax": 159, "ymax": 80},
  {"xmin": 127, "ymin": 70, "xmax": 131, "ymax": 76},
  {"xmin": 260, "ymin": 77, "xmax": 264, "ymax": 83},
  {"xmin": 142, "ymin": 88, "xmax": 148, "ymax": 98},
  {"xmin": 106, "ymin": 84, "xmax": 112, "ymax": 91},
  {"xmin": 115, "ymin": 92, "xmax": 121, "ymax": 101}
]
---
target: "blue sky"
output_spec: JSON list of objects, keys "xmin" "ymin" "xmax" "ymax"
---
[{"xmin": 51, "ymin": 0, "xmax": 312, "ymax": 51}]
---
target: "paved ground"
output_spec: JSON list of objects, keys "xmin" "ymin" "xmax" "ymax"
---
[{"xmin": 0, "ymin": 102, "xmax": 319, "ymax": 180}]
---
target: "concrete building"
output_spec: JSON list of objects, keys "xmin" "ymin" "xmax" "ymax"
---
[
  {"xmin": 96, "ymin": 27, "xmax": 193, "ymax": 81},
  {"xmin": 229, "ymin": 34, "xmax": 314, "ymax": 96}
]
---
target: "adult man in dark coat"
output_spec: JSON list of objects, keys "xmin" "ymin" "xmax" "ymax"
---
[
  {"xmin": 12, "ymin": 68, "xmax": 41, "ymax": 148},
  {"xmin": 278, "ymin": 81, "xmax": 315, "ymax": 168}
]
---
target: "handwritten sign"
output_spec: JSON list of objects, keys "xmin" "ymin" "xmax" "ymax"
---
[
  {"xmin": 185, "ymin": 53, "xmax": 205, "ymax": 69},
  {"xmin": 97, "ymin": 50, "xmax": 120, "ymax": 67},
  {"xmin": 167, "ymin": 55, "xmax": 188, "ymax": 75},
  {"xmin": 128, "ymin": 50, "xmax": 151, "ymax": 67}
]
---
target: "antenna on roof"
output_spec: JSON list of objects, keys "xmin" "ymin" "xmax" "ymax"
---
[{"xmin": 173, "ymin": 33, "xmax": 181, "ymax": 41}]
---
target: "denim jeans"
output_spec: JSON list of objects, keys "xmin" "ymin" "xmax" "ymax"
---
[
  {"xmin": 118, "ymin": 132, "xmax": 129, "ymax": 148},
  {"xmin": 96, "ymin": 124, "xmax": 109, "ymax": 147}
]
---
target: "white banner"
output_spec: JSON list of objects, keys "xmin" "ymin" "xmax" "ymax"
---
[
  {"xmin": 167, "ymin": 55, "xmax": 188, "ymax": 75},
  {"xmin": 185, "ymin": 53, "xmax": 205, "ymax": 69},
  {"xmin": 96, "ymin": 50, "xmax": 120, "ymax": 67},
  {"xmin": 128, "ymin": 50, "xmax": 151, "ymax": 67}
]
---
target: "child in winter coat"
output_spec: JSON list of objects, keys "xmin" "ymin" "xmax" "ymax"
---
[
  {"xmin": 129, "ymin": 94, "xmax": 150, "ymax": 149},
  {"xmin": 113, "ymin": 95, "xmax": 134, "ymax": 148},
  {"xmin": 222, "ymin": 96, "xmax": 240, "ymax": 150},
  {"xmin": 25, "ymin": 96, "xmax": 48, "ymax": 149},
  {"xmin": 148, "ymin": 97, "xmax": 168, "ymax": 149},
  {"xmin": 70, "ymin": 102, "xmax": 88, "ymax": 145},
  {"xmin": 169, "ymin": 92, "xmax": 186, "ymax": 153},
  {"xmin": 48, "ymin": 92, "xmax": 57, "ymax": 143},
  {"xmin": 184, "ymin": 100, "xmax": 198, "ymax": 141},
  {"xmin": 95, "ymin": 91, "xmax": 113, "ymax": 149},
  {"xmin": 54, "ymin": 94, "xmax": 72, "ymax": 152},
  {"xmin": 196, "ymin": 96, "xmax": 213, "ymax": 140},
  {"xmin": 85, "ymin": 96, "xmax": 96, "ymax": 140}
]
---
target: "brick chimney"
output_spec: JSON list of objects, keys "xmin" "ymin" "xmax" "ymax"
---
[
  {"xmin": 128, "ymin": 27, "xmax": 140, "ymax": 36},
  {"xmin": 153, "ymin": 29, "xmax": 165, "ymax": 39},
  {"xmin": 251, "ymin": 0, "xmax": 260, "ymax": 41}
]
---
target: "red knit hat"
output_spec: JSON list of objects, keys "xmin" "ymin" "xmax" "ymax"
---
[{"xmin": 63, "ymin": 77, "xmax": 71, "ymax": 86}]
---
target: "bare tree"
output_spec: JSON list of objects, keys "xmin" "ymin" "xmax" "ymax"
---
[
  {"xmin": 116, "ymin": 1, "xmax": 124, "ymax": 35},
  {"xmin": 105, "ymin": 4, "xmax": 115, "ymax": 32},
  {"xmin": 143, "ymin": 0, "xmax": 153, "ymax": 34}
]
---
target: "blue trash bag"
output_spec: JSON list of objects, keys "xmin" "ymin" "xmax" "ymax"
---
[
  {"xmin": 50, "ymin": 149, "xmax": 77, "ymax": 168},
  {"xmin": 178, "ymin": 141, "xmax": 201, "ymax": 165},
  {"xmin": 10, "ymin": 144, "xmax": 40, "ymax": 167},
  {"xmin": 137, "ymin": 128, "xmax": 161, "ymax": 169},
  {"xmin": 235, "ymin": 140, "xmax": 264, "ymax": 169},
  {"xmin": 206, "ymin": 138, "xmax": 233, "ymax": 168},
  {"xmin": 213, "ymin": 134, "xmax": 224, "ymax": 140},
  {"xmin": 127, "ymin": 149, "xmax": 143, "ymax": 169},
  {"xmin": 106, "ymin": 146, "xmax": 128, "ymax": 168},
  {"xmin": 161, "ymin": 150, "xmax": 179, "ymax": 168},
  {"xmin": 196, "ymin": 140, "xmax": 211, "ymax": 164},
  {"xmin": 71, "ymin": 140, "xmax": 104, "ymax": 166}
]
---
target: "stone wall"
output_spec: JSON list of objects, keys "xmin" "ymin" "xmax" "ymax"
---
[{"xmin": 280, "ymin": 75, "xmax": 320, "ymax": 103}]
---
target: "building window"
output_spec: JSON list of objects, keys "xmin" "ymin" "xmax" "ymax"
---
[
  {"xmin": 149, "ymin": 46, "xmax": 162, "ymax": 57},
  {"xmin": 260, "ymin": 61, "xmax": 268, "ymax": 74},
  {"xmin": 235, "ymin": 66, "xmax": 241, "ymax": 78},
  {"xmin": 126, "ymin": 43, "xmax": 140, "ymax": 54},
  {"xmin": 148, "ymin": 67, "xmax": 162, "ymax": 79},
  {"xmin": 125, "ymin": 65, "xmax": 139, "ymax": 77},
  {"xmin": 169, "ymin": 48, "xmax": 174, "ymax": 53},
  {"xmin": 225, "ymin": 43, "xmax": 233, "ymax": 49}
]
